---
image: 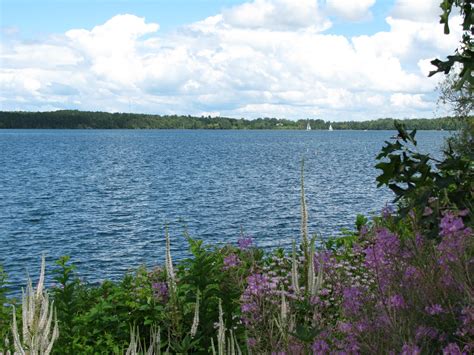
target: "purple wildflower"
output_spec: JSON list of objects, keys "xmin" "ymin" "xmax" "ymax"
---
[
  {"xmin": 320, "ymin": 288, "xmax": 330, "ymax": 296},
  {"xmin": 223, "ymin": 253, "xmax": 240, "ymax": 270},
  {"xmin": 378, "ymin": 228, "xmax": 400, "ymax": 249},
  {"xmin": 334, "ymin": 332, "xmax": 360, "ymax": 353},
  {"xmin": 440, "ymin": 212, "xmax": 465, "ymax": 237},
  {"xmin": 237, "ymin": 235, "xmax": 253, "ymax": 249},
  {"xmin": 389, "ymin": 294, "xmax": 406, "ymax": 309},
  {"xmin": 241, "ymin": 273, "xmax": 278, "ymax": 324},
  {"xmin": 457, "ymin": 306, "xmax": 474, "ymax": 337},
  {"xmin": 364, "ymin": 228, "xmax": 401, "ymax": 291},
  {"xmin": 374, "ymin": 312, "xmax": 391, "ymax": 328},
  {"xmin": 338, "ymin": 322, "xmax": 352, "ymax": 333},
  {"xmin": 312, "ymin": 339, "xmax": 330, "ymax": 354},
  {"xmin": 437, "ymin": 220, "xmax": 472, "ymax": 271},
  {"xmin": 425, "ymin": 304, "xmax": 443, "ymax": 315},
  {"xmin": 314, "ymin": 250, "xmax": 335, "ymax": 270},
  {"xmin": 381, "ymin": 205, "xmax": 393, "ymax": 219},
  {"xmin": 400, "ymin": 343, "xmax": 421, "ymax": 355},
  {"xmin": 442, "ymin": 343, "xmax": 462, "ymax": 355},
  {"xmin": 342, "ymin": 286, "xmax": 363, "ymax": 316},
  {"xmin": 423, "ymin": 206, "xmax": 433, "ymax": 216},
  {"xmin": 355, "ymin": 320, "xmax": 369, "ymax": 334},
  {"xmin": 345, "ymin": 334, "xmax": 360, "ymax": 353},
  {"xmin": 403, "ymin": 266, "xmax": 420, "ymax": 282},
  {"xmin": 415, "ymin": 233, "xmax": 425, "ymax": 248},
  {"xmin": 152, "ymin": 282, "xmax": 168, "ymax": 302},
  {"xmin": 310, "ymin": 295, "xmax": 321, "ymax": 305},
  {"xmin": 360, "ymin": 225, "xmax": 369, "ymax": 236},
  {"xmin": 241, "ymin": 302, "xmax": 258, "ymax": 313},
  {"xmin": 245, "ymin": 273, "xmax": 277, "ymax": 296}
]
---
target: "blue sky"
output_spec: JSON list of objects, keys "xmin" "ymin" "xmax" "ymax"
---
[
  {"xmin": 0, "ymin": 0, "xmax": 463, "ymax": 120},
  {"xmin": 2, "ymin": 0, "xmax": 392, "ymax": 37},
  {"xmin": 1, "ymin": 0, "xmax": 246, "ymax": 37}
]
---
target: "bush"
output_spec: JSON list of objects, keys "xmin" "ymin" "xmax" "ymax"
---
[{"xmin": 375, "ymin": 122, "xmax": 473, "ymax": 239}]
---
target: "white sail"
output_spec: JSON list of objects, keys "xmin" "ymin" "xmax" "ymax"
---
[
  {"xmin": 306, "ymin": 122, "xmax": 311, "ymax": 131},
  {"xmin": 328, "ymin": 124, "xmax": 333, "ymax": 131}
]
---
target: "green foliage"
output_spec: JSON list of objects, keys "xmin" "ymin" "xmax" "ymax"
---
[
  {"xmin": 17, "ymin": 235, "xmax": 254, "ymax": 354},
  {"xmin": 175, "ymin": 234, "xmax": 260, "ymax": 352},
  {"xmin": 51, "ymin": 256, "xmax": 79, "ymax": 352},
  {"xmin": 445, "ymin": 117, "xmax": 474, "ymax": 159},
  {"xmin": 175, "ymin": 237, "xmax": 226, "ymax": 352},
  {"xmin": 331, "ymin": 116, "xmax": 463, "ymax": 130},
  {"xmin": 324, "ymin": 214, "xmax": 368, "ymax": 251},
  {"xmin": 430, "ymin": 0, "xmax": 473, "ymax": 93},
  {"xmin": 169, "ymin": 333, "xmax": 200, "ymax": 353},
  {"xmin": 354, "ymin": 214, "xmax": 368, "ymax": 232},
  {"xmin": 48, "ymin": 264, "xmax": 166, "ymax": 354},
  {"xmin": 376, "ymin": 121, "xmax": 473, "ymax": 238}
]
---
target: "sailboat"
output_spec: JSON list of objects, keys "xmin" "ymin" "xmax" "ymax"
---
[
  {"xmin": 306, "ymin": 121, "xmax": 312, "ymax": 131},
  {"xmin": 328, "ymin": 124, "xmax": 333, "ymax": 131}
]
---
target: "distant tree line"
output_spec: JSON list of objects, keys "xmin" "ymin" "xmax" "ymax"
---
[{"xmin": 0, "ymin": 110, "xmax": 467, "ymax": 130}]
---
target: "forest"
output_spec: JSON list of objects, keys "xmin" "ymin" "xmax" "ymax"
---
[{"xmin": 0, "ymin": 110, "xmax": 465, "ymax": 130}]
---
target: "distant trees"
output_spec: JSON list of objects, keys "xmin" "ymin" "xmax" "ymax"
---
[{"xmin": 0, "ymin": 110, "xmax": 467, "ymax": 130}]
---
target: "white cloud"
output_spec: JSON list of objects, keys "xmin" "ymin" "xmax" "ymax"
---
[
  {"xmin": 326, "ymin": 0, "xmax": 376, "ymax": 21},
  {"xmin": 2, "ymin": 43, "xmax": 81, "ymax": 69},
  {"xmin": 392, "ymin": 0, "xmax": 440, "ymax": 22},
  {"xmin": 65, "ymin": 14, "xmax": 159, "ymax": 57},
  {"xmin": 0, "ymin": 0, "xmax": 462, "ymax": 120},
  {"xmin": 64, "ymin": 14, "xmax": 159, "ymax": 85},
  {"xmin": 390, "ymin": 93, "xmax": 430, "ymax": 109},
  {"xmin": 351, "ymin": 16, "xmax": 461, "ymax": 61},
  {"xmin": 222, "ymin": 0, "xmax": 331, "ymax": 31}
]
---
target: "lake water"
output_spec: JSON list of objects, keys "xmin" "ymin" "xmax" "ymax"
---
[{"xmin": 0, "ymin": 129, "xmax": 448, "ymax": 291}]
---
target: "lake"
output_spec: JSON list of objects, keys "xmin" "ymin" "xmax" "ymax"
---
[{"xmin": 0, "ymin": 129, "xmax": 448, "ymax": 291}]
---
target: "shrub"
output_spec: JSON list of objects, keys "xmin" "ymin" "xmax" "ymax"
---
[{"xmin": 375, "ymin": 122, "xmax": 473, "ymax": 239}]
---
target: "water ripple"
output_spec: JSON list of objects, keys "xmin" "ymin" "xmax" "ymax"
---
[{"xmin": 0, "ymin": 129, "xmax": 448, "ymax": 293}]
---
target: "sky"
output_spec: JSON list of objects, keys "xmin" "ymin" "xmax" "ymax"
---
[{"xmin": 0, "ymin": 0, "xmax": 464, "ymax": 121}]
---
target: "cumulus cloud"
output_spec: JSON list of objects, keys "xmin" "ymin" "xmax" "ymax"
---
[
  {"xmin": 390, "ymin": 93, "xmax": 430, "ymax": 108},
  {"xmin": 326, "ymin": 0, "xmax": 376, "ymax": 21},
  {"xmin": 0, "ymin": 0, "xmax": 462, "ymax": 120},
  {"xmin": 65, "ymin": 14, "xmax": 159, "ymax": 85},
  {"xmin": 391, "ymin": 0, "xmax": 441, "ymax": 22},
  {"xmin": 222, "ymin": 0, "xmax": 331, "ymax": 31}
]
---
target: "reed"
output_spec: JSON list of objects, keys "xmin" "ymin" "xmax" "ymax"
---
[{"xmin": 11, "ymin": 256, "xmax": 59, "ymax": 355}]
